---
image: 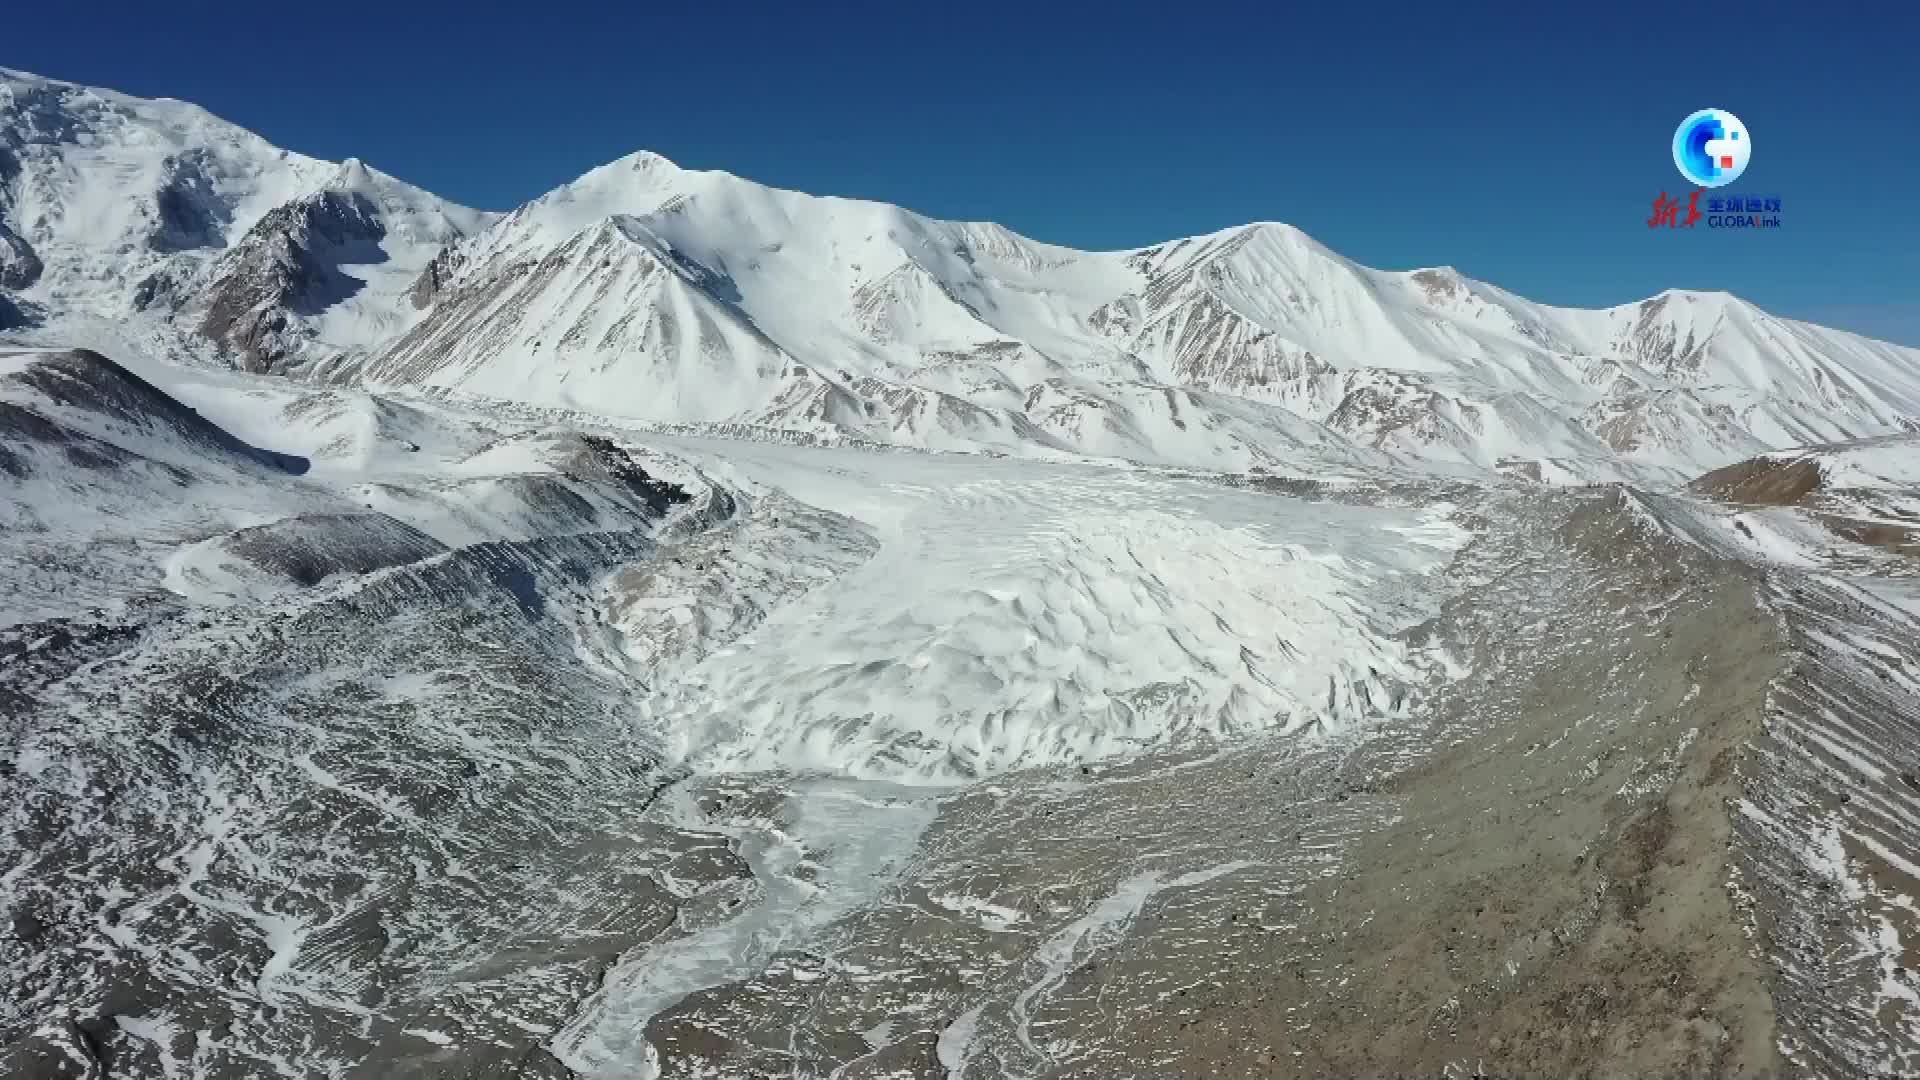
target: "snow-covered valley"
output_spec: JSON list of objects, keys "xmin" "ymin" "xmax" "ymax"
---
[{"xmin": 4, "ymin": 66, "xmax": 1920, "ymax": 1079}]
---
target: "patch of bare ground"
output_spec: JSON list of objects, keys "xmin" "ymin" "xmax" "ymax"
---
[
  {"xmin": 1137, "ymin": 489, "xmax": 1789, "ymax": 1078},
  {"xmin": 1818, "ymin": 514, "xmax": 1920, "ymax": 557},
  {"xmin": 1692, "ymin": 454, "xmax": 1823, "ymax": 507}
]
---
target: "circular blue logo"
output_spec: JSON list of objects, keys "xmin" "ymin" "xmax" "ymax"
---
[{"xmin": 1672, "ymin": 109, "xmax": 1750, "ymax": 188}]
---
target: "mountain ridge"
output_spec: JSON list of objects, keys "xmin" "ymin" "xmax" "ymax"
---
[{"xmin": 4, "ymin": 66, "xmax": 1917, "ymax": 481}]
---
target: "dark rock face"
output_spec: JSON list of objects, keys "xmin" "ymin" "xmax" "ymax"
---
[
  {"xmin": 408, "ymin": 245, "xmax": 463, "ymax": 310},
  {"xmin": 568, "ymin": 434, "xmax": 693, "ymax": 515},
  {"xmin": 0, "ymin": 222, "xmax": 42, "ymax": 290},
  {"xmin": 147, "ymin": 151, "xmax": 232, "ymax": 254},
  {"xmin": 220, "ymin": 513, "xmax": 450, "ymax": 587},
  {"xmin": 129, "ymin": 264, "xmax": 189, "ymax": 313},
  {"xmin": 0, "ymin": 137, "xmax": 35, "ymax": 295},
  {"xmin": 0, "ymin": 399, "xmax": 165, "ymax": 481},
  {"xmin": 2, "ymin": 349, "xmax": 309, "ymax": 475},
  {"xmin": 0, "ymin": 81, "xmax": 86, "ymax": 149},
  {"xmin": 0, "ymin": 290, "xmax": 35, "ymax": 331},
  {"xmin": 196, "ymin": 190, "xmax": 388, "ymax": 373},
  {"xmin": 0, "ymin": 1020, "xmax": 103, "ymax": 1079}
]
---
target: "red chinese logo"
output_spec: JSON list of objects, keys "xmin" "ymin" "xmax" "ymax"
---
[{"xmin": 1648, "ymin": 190, "xmax": 1704, "ymax": 229}]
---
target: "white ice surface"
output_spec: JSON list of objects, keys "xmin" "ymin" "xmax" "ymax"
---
[{"xmin": 630, "ymin": 435, "xmax": 1466, "ymax": 782}]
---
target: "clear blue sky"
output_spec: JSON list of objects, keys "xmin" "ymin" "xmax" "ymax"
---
[{"xmin": 10, "ymin": 0, "xmax": 1919, "ymax": 343}]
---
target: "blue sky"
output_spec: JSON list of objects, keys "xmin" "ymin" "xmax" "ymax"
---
[{"xmin": 10, "ymin": 0, "xmax": 1919, "ymax": 343}]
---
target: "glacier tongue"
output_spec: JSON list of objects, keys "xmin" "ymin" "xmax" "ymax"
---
[{"xmin": 627, "ymin": 437, "xmax": 1463, "ymax": 781}]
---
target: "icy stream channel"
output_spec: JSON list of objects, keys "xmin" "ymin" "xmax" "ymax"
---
[{"xmin": 551, "ymin": 778, "xmax": 940, "ymax": 1078}]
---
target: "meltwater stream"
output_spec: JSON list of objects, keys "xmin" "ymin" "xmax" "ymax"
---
[{"xmin": 550, "ymin": 777, "xmax": 941, "ymax": 1078}]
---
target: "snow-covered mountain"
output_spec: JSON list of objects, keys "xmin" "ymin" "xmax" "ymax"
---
[
  {"xmin": 0, "ymin": 68, "xmax": 493, "ymax": 371},
  {"xmin": 6, "ymin": 65, "xmax": 1919, "ymax": 481},
  {"xmin": 356, "ymin": 152, "xmax": 1920, "ymax": 480}
]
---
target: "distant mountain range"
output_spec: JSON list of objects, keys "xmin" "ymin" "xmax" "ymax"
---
[{"xmin": 5, "ymin": 66, "xmax": 1917, "ymax": 483}]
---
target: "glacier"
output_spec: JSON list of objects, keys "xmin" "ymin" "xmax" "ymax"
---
[{"xmin": 3, "ymin": 65, "xmax": 1920, "ymax": 1080}]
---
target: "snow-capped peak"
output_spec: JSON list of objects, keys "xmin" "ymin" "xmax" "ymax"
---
[
  {"xmin": 0, "ymin": 68, "xmax": 485, "ymax": 288},
  {"xmin": 325, "ymin": 156, "xmax": 377, "ymax": 194},
  {"xmin": 8, "ymin": 70, "xmax": 1920, "ymax": 482},
  {"xmin": 314, "ymin": 155, "xmax": 495, "ymax": 244},
  {"xmin": 612, "ymin": 148, "xmax": 684, "ymax": 173}
]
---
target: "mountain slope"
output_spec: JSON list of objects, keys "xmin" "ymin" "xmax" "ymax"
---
[
  {"xmin": 0, "ymin": 68, "xmax": 493, "ymax": 370},
  {"xmin": 6, "ymin": 70, "xmax": 1919, "ymax": 480},
  {"xmin": 368, "ymin": 152, "xmax": 1920, "ymax": 478},
  {"xmin": 0, "ymin": 67, "xmax": 333, "ymax": 312},
  {"xmin": 183, "ymin": 159, "xmax": 494, "ymax": 371}
]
